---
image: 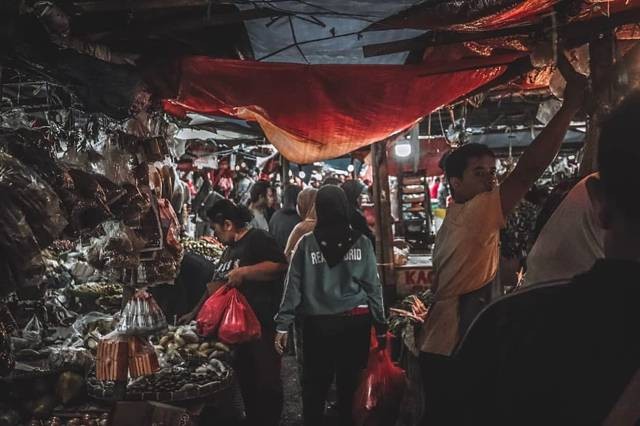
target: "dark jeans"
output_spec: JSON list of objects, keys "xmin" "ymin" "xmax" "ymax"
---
[
  {"xmin": 302, "ymin": 314, "xmax": 371, "ymax": 426},
  {"xmin": 234, "ymin": 325, "xmax": 283, "ymax": 426}
]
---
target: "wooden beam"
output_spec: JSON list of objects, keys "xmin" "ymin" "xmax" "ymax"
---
[
  {"xmin": 579, "ymin": 31, "xmax": 615, "ymax": 176},
  {"xmin": 363, "ymin": 23, "xmax": 540, "ymax": 58},
  {"xmin": 75, "ymin": 0, "xmax": 219, "ymax": 12},
  {"xmin": 363, "ymin": 7, "xmax": 640, "ymax": 58},
  {"xmin": 371, "ymin": 140, "xmax": 396, "ymax": 302}
]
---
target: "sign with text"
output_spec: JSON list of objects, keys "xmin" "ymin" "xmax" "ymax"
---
[{"xmin": 395, "ymin": 267, "xmax": 433, "ymax": 296}]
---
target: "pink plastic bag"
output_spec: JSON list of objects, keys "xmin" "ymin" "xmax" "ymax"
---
[
  {"xmin": 196, "ymin": 286, "xmax": 234, "ymax": 336},
  {"xmin": 217, "ymin": 289, "xmax": 262, "ymax": 345},
  {"xmin": 353, "ymin": 336, "xmax": 406, "ymax": 426}
]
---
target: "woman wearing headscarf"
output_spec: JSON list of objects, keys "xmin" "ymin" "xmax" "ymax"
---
[
  {"xmin": 274, "ymin": 185, "xmax": 387, "ymax": 426},
  {"xmin": 341, "ymin": 180, "xmax": 376, "ymax": 247},
  {"xmin": 284, "ymin": 187, "xmax": 318, "ymax": 261}
]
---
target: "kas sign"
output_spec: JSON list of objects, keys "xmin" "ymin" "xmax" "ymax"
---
[{"xmin": 395, "ymin": 268, "xmax": 433, "ymax": 296}]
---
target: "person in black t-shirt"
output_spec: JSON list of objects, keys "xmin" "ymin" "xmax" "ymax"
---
[
  {"xmin": 428, "ymin": 92, "xmax": 640, "ymax": 426},
  {"xmin": 180, "ymin": 199, "xmax": 287, "ymax": 426}
]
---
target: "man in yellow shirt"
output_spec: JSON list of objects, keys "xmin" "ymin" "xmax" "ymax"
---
[{"xmin": 418, "ymin": 55, "xmax": 586, "ymax": 357}]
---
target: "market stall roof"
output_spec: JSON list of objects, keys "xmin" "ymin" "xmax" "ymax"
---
[
  {"xmin": 4, "ymin": 0, "xmax": 640, "ymax": 163},
  {"xmin": 232, "ymin": 0, "xmax": 425, "ymax": 64},
  {"xmin": 470, "ymin": 127, "xmax": 584, "ymax": 150}
]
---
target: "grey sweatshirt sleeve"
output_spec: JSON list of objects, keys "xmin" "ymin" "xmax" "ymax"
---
[
  {"xmin": 358, "ymin": 237, "xmax": 387, "ymax": 333},
  {"xmin": 274, "ymin": 237, "xmax": 305, "ymax": 332}
]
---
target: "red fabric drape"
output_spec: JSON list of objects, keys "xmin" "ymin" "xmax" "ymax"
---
[{"xmin": 164, "ymin": 57, "xmax": 515, "ymax": 164}]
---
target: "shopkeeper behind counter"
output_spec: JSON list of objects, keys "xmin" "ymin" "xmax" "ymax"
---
[{"xmin": 179, "ymin": 199, "xmax": 288, "ymax": 426}]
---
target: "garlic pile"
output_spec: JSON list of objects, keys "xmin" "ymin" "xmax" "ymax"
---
[{"xmin": 152, "ymin": 322, "xmax": 230, "ymax": 365}]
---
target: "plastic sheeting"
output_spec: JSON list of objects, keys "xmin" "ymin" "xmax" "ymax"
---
[
  {"xmin": 164, "ymin": 57, "xmax": 514, "ymax": 164},
  {"xmin": 233, "ymin": 0, "xmax": 425, "ymax": 64}
]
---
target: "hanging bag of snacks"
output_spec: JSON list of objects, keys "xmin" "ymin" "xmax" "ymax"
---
[
  {"xmin": 128, "ymin": 336, "xmax": 160, "ymax": 378},
  {"xmin": 96, "ymin": 331, "xmax": 129, "ymax": 381},
  {"xmin": 117, "ymin": 289, "xmax": 167, "ymax": 335}
]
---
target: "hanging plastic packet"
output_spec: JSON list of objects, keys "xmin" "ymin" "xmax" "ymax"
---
[
  {"xmin": 22, "ymin": 315, "xmax": 44, "ymax": 348},
  {"xmin": 116, "ymin": 290, "xmax": 167, "ymax": 335}
]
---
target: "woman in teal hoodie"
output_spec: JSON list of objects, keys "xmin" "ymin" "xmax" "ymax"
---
[{"xmin": 274, "ymin": 185, "xmax": 387, "ymax": 426}]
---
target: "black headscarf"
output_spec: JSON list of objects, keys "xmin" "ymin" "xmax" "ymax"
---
[
  {"xmin": 313, "ymin": 185, "xmax": 362, "ymax": 268},
  {"xmin": 342, "ymin": 180, "xmax": 365, "ymax": 208}
]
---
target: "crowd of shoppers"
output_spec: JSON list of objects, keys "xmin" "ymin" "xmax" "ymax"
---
[{"xmin": 177, "ymin": 53, "xmax": 640, "ymax": 426}]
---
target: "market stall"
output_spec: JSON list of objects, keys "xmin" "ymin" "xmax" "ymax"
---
[{"xmin": 0, "ymin": 115, "xmax": 243, "ymax": 425}]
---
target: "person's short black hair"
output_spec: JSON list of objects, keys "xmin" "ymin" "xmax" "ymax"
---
[
  {"xmin": 321, "ymin": 176, "xmax": 342, "ymax": 187},
  {"xmin": 250, "ymin": 181, "xmax": 271, "ymax": 203},
  {"xmin": 598, "ymin": 92, "xmax": 640, "ymax": 222},
  {"xmin": 207, "ymin": 199, "xmax": 253, "ymax": 228},
  {"xmin": 443, "ymin": 143, "xmax": 496, "ymax": 180},
  {"xmin": 435, "ymin": 177, "xmax": 441, "ymax": 182},
  {"xmin": 283, "ymin": 184, "xmax": 302, "ymax": 208}
]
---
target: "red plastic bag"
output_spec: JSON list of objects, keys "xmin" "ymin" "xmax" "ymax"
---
[
  {"xmin": 196, "ymin": 286, "xmax": 234, "ymax": 336},
  {"xmin": 353, "ymin": 337, "xmax": 406, "ymax": 426},
  {"xmin": 217, "ymin": 289, "xmax": 262, "ymax": 345}
]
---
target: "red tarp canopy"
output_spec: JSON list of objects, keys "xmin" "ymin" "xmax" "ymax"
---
[{"xmin": 164, "ymin": 56, "xmax": 520, "ymax": 164}]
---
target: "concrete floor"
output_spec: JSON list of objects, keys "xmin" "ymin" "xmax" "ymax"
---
[{"xmin": 281, "ymin": 355, "xmax": 304, "ymax": 426}]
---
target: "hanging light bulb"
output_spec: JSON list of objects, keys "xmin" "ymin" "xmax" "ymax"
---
[
  {"xmin": 347, "ymin": 164, "xmax": 355, "ymax": 173},
  {"xmin": 394, "ymin": 142, "xmax": 412, "ymax": 158},
  {"xmin": 298, "ymin": 171, "xmax": 306, "ymax": 179}
]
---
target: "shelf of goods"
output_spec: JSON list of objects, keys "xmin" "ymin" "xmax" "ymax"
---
[{"xmin": 398, "ymin": 174, "xmax": 432, "ymax": 250}]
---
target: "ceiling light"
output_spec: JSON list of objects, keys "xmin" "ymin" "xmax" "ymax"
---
[{"xmin": 394, "ymin": 142, "xmax": 412, "ymax": 158}]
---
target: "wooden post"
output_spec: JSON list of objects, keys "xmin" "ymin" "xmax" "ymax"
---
[
  {"xmin": 371, "ymin": 140, "xmax": 396, "ymax": 302},
  {"xmin": 281, "ymin": 155, "xmax": 290, "ymax": 185},
  {"xmin": 580, "ymin": 31, "xmax": 615, "ymax": 176}
]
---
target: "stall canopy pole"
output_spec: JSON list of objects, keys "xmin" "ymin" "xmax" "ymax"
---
[
  {"xmin": 580, "ymin": 31, "xmax": 615, "ymax": 176},
  {"xmin": 371, "ymin": 140, "xmax": 396, "ymax": 302},
  {"xmin": 281, "ymin": 155, "xmax": 290, "ymax": 185}
]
